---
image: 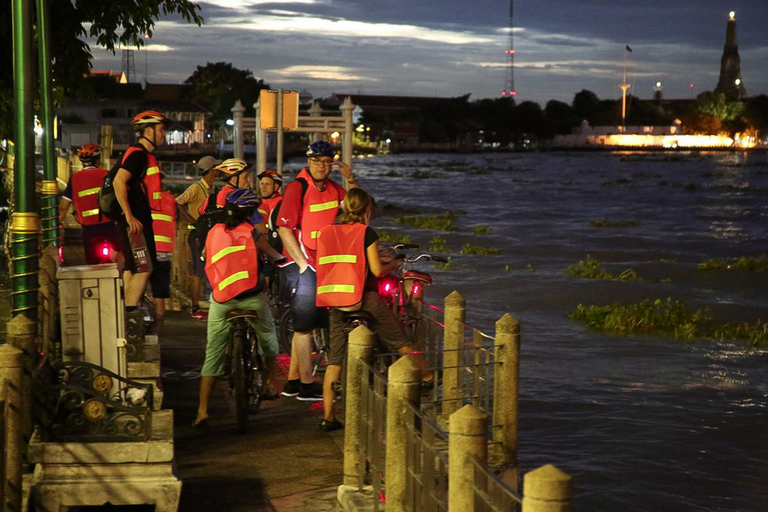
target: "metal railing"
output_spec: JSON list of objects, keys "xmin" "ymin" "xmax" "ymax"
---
[
  {"xmin": 471, "ymin": 455, "xmax": 522, "ymax": 512},
  {"xmin": 358, "ymin": 361, "xmax": 388, "ymax": 510},
  {"xmin": 404, "ymin": 402, "xmax": 449, "ymax": 512}
]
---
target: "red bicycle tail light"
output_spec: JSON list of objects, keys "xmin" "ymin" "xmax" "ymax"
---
[{"xmin": 377, "ymin": 276, "xmax": 398, "ymax": 300}]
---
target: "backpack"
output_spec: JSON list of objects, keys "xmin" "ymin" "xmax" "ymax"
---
[
  {"xmin": 194, "ymin": 187, "xmax": 227, "ymax": 246},
  {"xmin": 97, "ymin": 160, "xmax": 124, "ymax": 220}
]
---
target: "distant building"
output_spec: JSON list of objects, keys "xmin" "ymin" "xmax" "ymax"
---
[
  {"xmin": 715, "ymin": 11, "xmax": 746, "ymax": 100},
  {"xmin": 57, "ymin": 76, "xmax": 211, "ymax": 154}
]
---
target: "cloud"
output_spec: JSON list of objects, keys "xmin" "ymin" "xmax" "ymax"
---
[
  {"xmin": 215, "ymin": 12, "xmax": 494, "ymax": 45},
  {"xmin": 268, "ymin": 65, "xmax": 378, "ymax": 81},
  {"xmin": 203, "ymin": 0, "xmax": 325, "ymax": 9}
]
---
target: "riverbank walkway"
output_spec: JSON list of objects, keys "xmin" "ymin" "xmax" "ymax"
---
[{"xmin": 160, "ymin": 310, "xmax": 345, "ymax": 512}]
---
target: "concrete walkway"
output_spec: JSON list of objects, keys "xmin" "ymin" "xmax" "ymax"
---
[{"xmin": 160, "ymin": 311, "xmax": 345, "ymax": 512}]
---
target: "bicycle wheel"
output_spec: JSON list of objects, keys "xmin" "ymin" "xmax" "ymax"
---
[
  {"xmin": 278, "ymin": 308, "xmax": 294, "ymax": 355},
  {"xmin": 232, "ymin": 326, "xmax": 248, "ymax": 433},
  {"xmin": 245, "ymin": 334, "xmax": 265, "ymax": 414}
]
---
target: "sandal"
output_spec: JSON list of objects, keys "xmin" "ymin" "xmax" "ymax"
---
[{"xmin": 319, "ymin": 418, "xmax": 343, "ymax": 432}]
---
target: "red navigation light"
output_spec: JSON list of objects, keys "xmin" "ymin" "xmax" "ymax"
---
[
  {"xmin": 689, "ymin": 83, "xmax": 695, "ymax": 88},
  {"xmin": 501, "ymin": 91, "xmax": 507, "ymax": 96},
  {"xmin": 510, "ymin": 91, "xmax": 517, "ymax": 96},
  {"xmin": 509, "ymin": 50, "xmax": 516, "ymax": 54}
]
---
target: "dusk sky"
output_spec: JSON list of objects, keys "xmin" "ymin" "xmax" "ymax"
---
[{"xmin": 90, "ymin": 0, "xmax": 768, "ymax": 106}]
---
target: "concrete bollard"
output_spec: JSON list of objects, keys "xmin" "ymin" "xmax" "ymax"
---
[
  {"xmin": 522, "ymin": 464, "xmax": 573, "ymax": 512},
  {"xmin": 342, "ymin": 324, "xmax": 376, "ymax": 486},
  {"xmin": 0, "ymin": 343, "xmax": 25, "ymax": 512},
  {"xmin": 442, "ymin": 291, "xmax": 465, "ymax": 419},
  {"xmin": 448, "ymin": 404, "xmax": 488, "ymax": 512},
  {"xmin": 6, "ymin": 315, "xmax": 37, "ymax": 441},
  {"xmin": 492, "ymin": 313, "xmax": 520, "ymax": 468},
  {"xmin": 384, "ymin": 357, "xmax": 420, "ymax": 511}
]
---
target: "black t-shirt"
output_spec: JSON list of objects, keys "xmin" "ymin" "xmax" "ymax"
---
[
  {"xmin": 120, "ymin": 145, "xmax": 151, "ymax": 217},
  {"xmin": 363, "ymin": 226, "xmax": 379, "ymax": 292}
]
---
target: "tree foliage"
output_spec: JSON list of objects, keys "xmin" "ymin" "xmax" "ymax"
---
[
  {"xmin": 184, "ymin": 62, "xmax": 270, "ymax": 128},
  {"xmin": 0, "ymin": 0, "xmax": 203, "ymax": 140}
]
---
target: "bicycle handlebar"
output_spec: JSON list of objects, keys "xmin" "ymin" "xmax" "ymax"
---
[
  {"xmin": 391, "ymin": 243, "xmax": 420, "ymax": 250},
  {"xmin": 406, "ymin": 253, "xmax": 448, "ymax": 264}
]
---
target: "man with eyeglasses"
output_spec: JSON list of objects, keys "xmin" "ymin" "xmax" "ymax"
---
[{"xmin": 277, "ymin": 140, "xmax": 358, "ymax": 401}]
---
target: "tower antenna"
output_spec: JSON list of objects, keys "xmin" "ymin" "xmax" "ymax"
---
[
  {"xmin": 502, "ymin": 0, "xmax": 516, "ymax": 98},
  {"xmin": 121, "ymin": 49, "xmax": 136, "ymax": 83}
]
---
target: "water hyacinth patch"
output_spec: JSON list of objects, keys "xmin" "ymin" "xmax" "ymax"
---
[
  {"xmin": 378, "ymin": 231, "xmax": 412, "ymax": 245},
  {"xmin": 698, "ymin": 254, "xmax": 768, "ymax": 272},
  {"xmin": 569, "ymin": 298, "xmax": 768, "ymax": 345},
  {"xmin": 394, "ymin": 212, "xmax": 459, "ymax": 232},
  {"xmin": 472, "ymin": 225, "xmax": 491, "ymax": 235},
  {"xmin": 564, "ymin": 255, "xmax": 644, "ymax": 281},
  {"xmin": 460, "ymin": 243, "xmax": 501, "ymax": 255},
  {"xmin": 428, "ymin": 236, "xmax": 451, "ymax": 253}
]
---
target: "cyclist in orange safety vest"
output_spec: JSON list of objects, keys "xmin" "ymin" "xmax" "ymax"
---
[
  {"xmin": 314, "ymin": 188, "xmax": 433, "ymax": 432},
  {"xmin": 59, "ymin": 143, "xmax": 119, "ymax": 264},
  {"xmin": 257, "ymin": 168, "xmax": 284, "ymax": 285},
  {"xmin": 276, "ymin": 140, "xmax": 360, "ymax": 402},
  {"xmin": 150, "ymin": 177, "xmax": 177, "ymax": 335},
  {"xmin": 194, "ymin": 188, "xmax": 287, "ymax": 428}
]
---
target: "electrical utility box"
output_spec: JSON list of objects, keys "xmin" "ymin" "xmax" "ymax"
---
[{"xmin": 57, "ymin": 263, "xmax": 127, "ymax": 380}]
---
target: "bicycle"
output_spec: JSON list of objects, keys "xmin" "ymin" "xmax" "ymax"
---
[
  {"xmin": 377, "ymin": 243, "xmax": 447, "ymax": 345},
  {"xmin": 225, "ymin": 309, "xmax": 267, "ymax": 433}
]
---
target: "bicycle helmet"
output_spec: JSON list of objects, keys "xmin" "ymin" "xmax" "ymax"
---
[
  {"xmin": 215, "ymin": 158, "xmax": 248, "ymax": 177},
  {"xmin": 257, "ymin": 168, "xmax": 283, "ymax": 185},
  {"xmin": 77, "ymin": 143, "xmax": 101, "ymax": 162},
  {"xmin": 226, "ymin": 188, "xmax": 261, "ymax": 209},
  {"xmin": 306, "ymin": 140, "xmax": 336, "ymax": 157},
  {"xmin": 132, "ymin": 110, "xmax": 167, "ymax": 128}
]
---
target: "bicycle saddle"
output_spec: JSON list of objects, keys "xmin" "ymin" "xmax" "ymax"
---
[
  {"xmin": 225, "ymin": 309, "xmax": 260, "ymax": 321},
  {"xmin": 340, "ymin": 310, "xmax": 375, "ymax": 324},
  {"xmin": 404, "ymin": 270, "xmax": 432, "ymax": 284}
]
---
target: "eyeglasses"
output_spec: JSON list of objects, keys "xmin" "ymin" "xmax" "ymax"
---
[{"xmin": 309, "ymin": 157, "xmax": 334, "ymax": 167}]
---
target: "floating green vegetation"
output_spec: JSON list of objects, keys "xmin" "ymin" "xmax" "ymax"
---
[
  {"xmin": 412, "ymin": 170, "xmax": 437, "ymax": 179},
  {"xmin": 472, "ymin": 225, "xmax": 491, "ymax": 235},
  {"xmin": 684, "ymin": 182, "xmax": 699, "ymax": 191},
  {"xmin": 588, "ymin": 219, "xmax": 639, "ymax": 228},
  {"xmin": 383, "ymin": 170, "xmax": 403, "ymax": 177},
  {"xmin": 434, "ymin": 257, "xmax": 453, "ymax": 270},
  {"xmin": 378, "ymin": 231, "xmax": 412, "ymax": 245},
  {"xmin": 569, "ymin": 298, "xmax": 768, "ymax": 345},
  {"xmin": 460, "ymin": 243, "xmax": 501, "ymax": 255},
  {"xmin": 394, "ymin": 211, "xmax": 459, "ymax": 231},
  {"xmin": 428, "ymin": 236, "xmax": 451, "ymax": 253},
  {"xmin": 698, "ymin": 254, "xmax": 768, "ymax": 272},
  {"xmin": 564, "ymin": 255, "xmax": 642, "ymax": 281}
]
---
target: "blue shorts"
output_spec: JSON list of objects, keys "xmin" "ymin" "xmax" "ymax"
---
[
  {"xmin": 187, "ymin": 230, "xmax": 205, "ymax": 278},
  {"xmin": 281, "ymin": 263, "xmax": 328, "ymax": 332}
]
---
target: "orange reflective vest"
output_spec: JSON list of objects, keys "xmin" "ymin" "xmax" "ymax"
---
[
  {"xmin": 197, "ymin": 185, "xmax": 235, "ymax": 217},
  {"xmin": 151, "ymin": 191, "xmax": 177, "ymax": 253},
  {"xmin": 296, "ymin": 169, "xmax": 344, "ymax": 252},
  {"xmin": 315, "ymin": 223, "xmax": 367, "ymax": 308},
  {"xmin": 71, "ymin": 167, "xmax": 109, "ymax": 226},
  {"xmin": 205, "ymin": 222, "xmax": 259, "ymax": 303},
  {"xmin": 259, "ymin": 194, "xmax": 282, "ymax": 229},
  {"xmin": 122, "ymin": 146, "xmax": 163, "ymax": 211}
]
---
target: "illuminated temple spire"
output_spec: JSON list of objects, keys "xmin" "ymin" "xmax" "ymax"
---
[{"xmin": 714, "ymin": 11, "xmax": 746, "ymax": 100}]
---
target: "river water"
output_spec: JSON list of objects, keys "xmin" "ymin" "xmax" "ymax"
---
[{"xmin": 319, "ymin": 150, "xmax": 768, "ymax": 512}]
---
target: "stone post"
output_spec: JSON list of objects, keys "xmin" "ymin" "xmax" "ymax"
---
[
  {"xmin": 254, "ymin": 98, "xmax": 267, "ymax": 175},
  {"xmin": 522, "ymin": 464, "xmax": 573, "ymax": 512},
  {"xmin": 492, "ymin": 313, "xmax": 520, "ymax": 467},
  {"xmin": 231, "ymin": 100, "xmax": 245, "ymax": 159},
  {"xmin": 442, "ymin": 291, "xmax": 465, "ymax": 418},
  {"xmin": 0, "ymin": 343, "xmax": 24, "ymax": 512},
  {"xmin": 448, "ymin": 404, "xmax": 487, "ymax": 512},
  {"xmin": 339, "ymin": 97, "xmax": 355, "ymax": 169},
  {"xmin": 342, "ymin": 324, "xmax": 375, "ymax": 486},
  {"xmin": 308, "ymin": 101, "xmax": 323, "ymax": 143},
  {"xmin": 6, "ymin": 315, "xmax": 36, "ymax": 439},
  {"xmin": 385, "ymin": 357, "xmax": 420, "ymax": 511}
]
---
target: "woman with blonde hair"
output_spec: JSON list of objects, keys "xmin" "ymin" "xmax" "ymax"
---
[{"xmin": 315, "ymin": 188, "xmax": 433, "ymax": 431}]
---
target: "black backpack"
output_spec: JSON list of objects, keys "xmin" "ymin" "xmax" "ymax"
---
[
  {"xmin": 97, "ymin": 160, "xmax": 124, "ymax": 220},
  {"xmin": 194, "ymin": 187, "xmax": 227, "ymax": 247}
]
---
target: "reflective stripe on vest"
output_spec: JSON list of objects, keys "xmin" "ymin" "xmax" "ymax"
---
[
  {"xmin": 315, "ymin": 222, "xmax": 367, "ymax": 308},
  {"xmin": 81, "ymin": 208, "xmax": 100, "ymax": 218},
  {"xmin": 219, "ymin": 270, "xmax": 251, "ymax": 292},
  {"xmin": 309, "ymin": 200, "xmax": 339, "ymax": 213},
  {"xmin": 151, "ymin": 213, "xmax": 173, "ymax": 223},
  {"xmin": 211, "ymin": 245, "xmax": 246, "ymax": 264},
  {"xmin": 317, "ymin": 284, "xmax": 355, "ymax": 295},
  {"xmin": 78, "ymin": 187, "xmax": 101, "ymax": 197},
  {"xmin": 154, "ymin": 235, "xmax": 173, "ymax": 244}
]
